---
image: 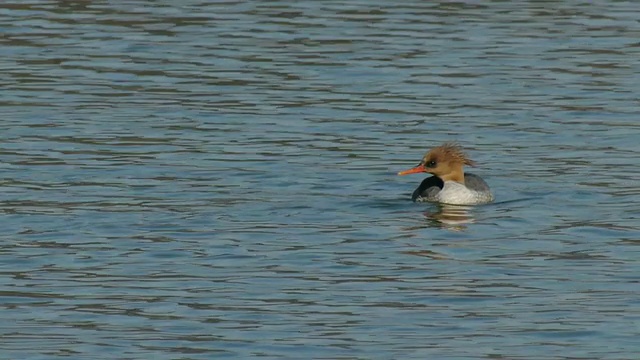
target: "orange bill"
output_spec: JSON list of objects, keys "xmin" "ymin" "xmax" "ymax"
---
[{"xmin": 397, "ymin": 164, "xmax": 426, "ymax": 176}]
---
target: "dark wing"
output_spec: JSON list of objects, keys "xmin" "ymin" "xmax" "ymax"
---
[
  {"xmin": 464, "ymin": 173, "xmax": 491, "ymax": 192},
  {"xmin": 411, "ymin": 176, "xmax": 444, "ymax": 202}
]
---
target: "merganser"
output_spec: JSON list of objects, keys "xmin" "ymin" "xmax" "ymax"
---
[{"xmin": 398, "ymin": 143, "xmax": 494, "ymax": 205}]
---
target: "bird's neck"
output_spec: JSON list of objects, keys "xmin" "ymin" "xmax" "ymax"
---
[{"xmin": 440, "ymin": 167, "xmax": 465, "ymax": 184}]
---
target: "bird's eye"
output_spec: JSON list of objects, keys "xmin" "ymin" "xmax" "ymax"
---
[{"xmin": 426, "ymin": 160, "xmax": 436, "ymax": 167}]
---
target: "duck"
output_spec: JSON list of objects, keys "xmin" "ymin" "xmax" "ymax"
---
[{"xmin": 398, "ymin": 143, "xmax": 494, "ymax": 205}]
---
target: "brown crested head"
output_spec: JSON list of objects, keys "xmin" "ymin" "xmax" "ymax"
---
[
  {"xmin": 423, "ymin": 143, "xmax": 476, "ymax": 168},
  {"xmin": 398, "ymin": 143, "xmax": 475, "ymax": 183}
]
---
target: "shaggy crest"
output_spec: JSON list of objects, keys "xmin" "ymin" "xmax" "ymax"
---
[{"xmin": 425, "ymin": 143, "xmax": 476, "ymax": 167}]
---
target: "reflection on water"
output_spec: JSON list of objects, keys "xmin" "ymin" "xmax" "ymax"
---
[{"xmin": 424, "ymin": 203, "xmax": 475, "ymax": 230}]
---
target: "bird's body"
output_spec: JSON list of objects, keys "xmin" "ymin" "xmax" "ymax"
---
[{"xmin": 412, "ymin": 173, "xmax": 493, "ymax": 204}]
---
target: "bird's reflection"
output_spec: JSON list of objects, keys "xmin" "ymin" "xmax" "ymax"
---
[
  {"xmin": 400, "ymin": 204, "xmax": 476, "ymax": 259},
  {"xmin": 424, "ymin": 203, "xmax": 474, "ymax": 230}
]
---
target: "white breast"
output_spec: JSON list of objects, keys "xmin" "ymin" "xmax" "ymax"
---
[{"xmin": 435, "ymin": 181, "xmax": 494, "ymax": 205}]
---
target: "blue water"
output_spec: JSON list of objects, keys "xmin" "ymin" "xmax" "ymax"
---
[{"xmin": 1, "ymin": 1, "xmax": 639, "ymax": 359}]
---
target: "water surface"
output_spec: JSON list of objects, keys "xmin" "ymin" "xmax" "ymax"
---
[{"xmin": 1, "ymin": 1, "xmax": 639, "ymax": 359}]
